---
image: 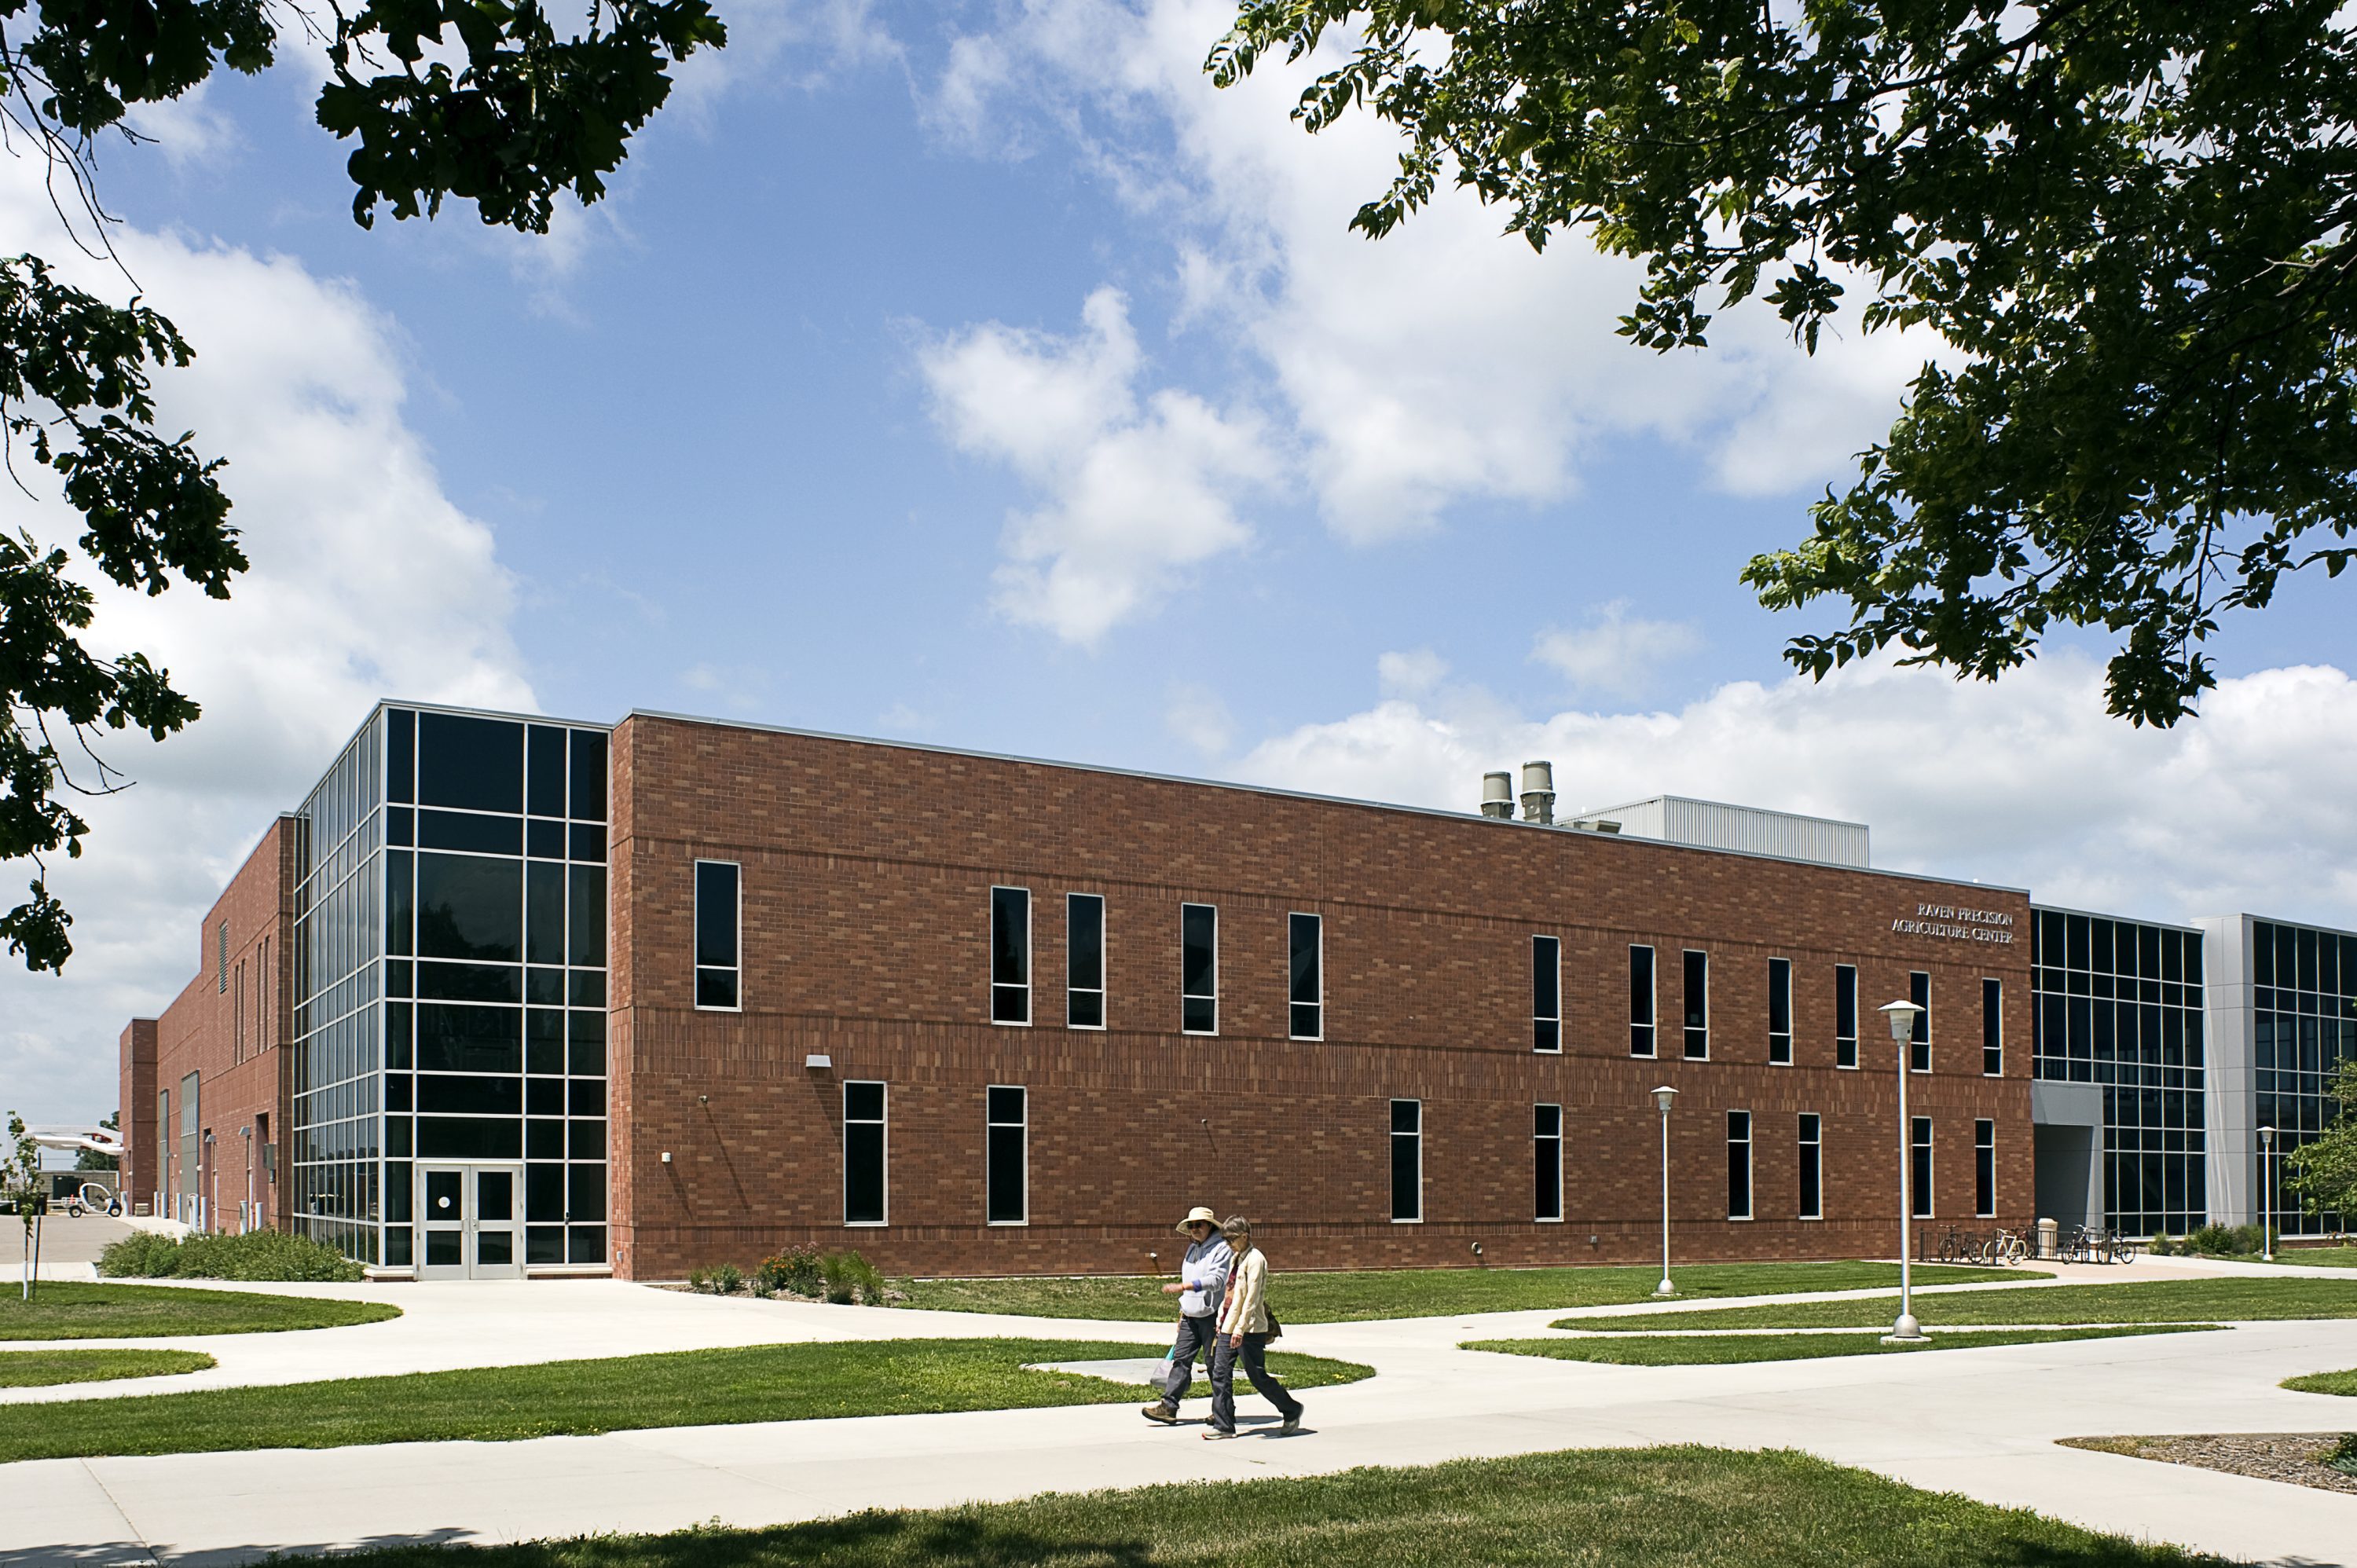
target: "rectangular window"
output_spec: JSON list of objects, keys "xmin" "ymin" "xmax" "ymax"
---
[
  {"xmin": 1629, "ymin": 945, "xmax": 1657, "ymax": 1057},
  {"xmin": 1974, "ymin": 1118, "xmax": 1996, "ymax": 1218},
  {"xmin": 1835, "ymin": 964, "xmax": 1859, "ymax": 1069},
  {"xmin": 1532, "ymin": 936, "xmax": 1561, "ymax": 1053},
  {"xmin": 1534, "ymin": 1104, "xmax": 1563, "ymax": 1222},
  {"xmin": 1181, "ymin": 903, "xmax": 1218, "ymax": 1035},
  {"xmin": 1727, "ymin": 1110, "xmax": 1753, "ymax": 1220},
  {"xmin": 990, "ymin": 886, "xmax": 1031, "ymax": 1025},
  {"xmin": 1911, "ymin": 1116, "xmax": 1934, "ymax": 1218},
  {"xmin": 1767, "ymin": 958, "xmax": 1793, "ymax": 1065},
  {"xmin": 1683, "ymin": 949, "xmax": 1710, "ymax": 1060},
  {"xmin": 693, "ymin": 860, "xmax": 740, "ymax": 1010},
  {"xmin": 1066, "ymin": 893, "xmax": 1105, "ymax": 1030},
  {"xmin": 1981, "ymin": 977, "xmax": 2003, "ymax": 1076},
  {"xmin": 844, "ymin": 1081, "xmax": 887, "ymax": 1225},
  {"xmin": 1798, "ymin": 1112, "xmax": 1823, "ymax": 1219},
  {"xmin": 987, "ymin": 1086, "xmax": 1026, "ymax": 1225},
  {"xmin": 1389, "ymin": 1099, "xmax": 1422, "ymax": 1222},
  {"xmin": 217, "ymin": 920, "xmax": 228, "ymax": 994},
  {"xmin": 1909, "ymin": 971, "xmax": 1931, "ymax": 1072},
  {"xmin": 1289, "ymin": 912, "xmax": 1323, "ymax": 1040}
]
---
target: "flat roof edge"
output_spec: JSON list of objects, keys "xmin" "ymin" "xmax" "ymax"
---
[{"xmin": 620, "ymin": 707, "xmax": 2026, "ymax": 896}]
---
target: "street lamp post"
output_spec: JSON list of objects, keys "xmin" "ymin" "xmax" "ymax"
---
[
  {"xmin": 2260, "ymin": 1125, "xmax": 2277, "ymax": 1263},
  {"xmin": 1878, "ymin": 1000, "xmax": 1929, "ymax": 1343},
  {"xmin": 1651, "ymin": 1085, "xmax": 1678, "ymax": 1296}
]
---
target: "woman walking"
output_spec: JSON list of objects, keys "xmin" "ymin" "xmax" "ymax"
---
[{"xmin": 1204, "ymin": 1215, "xmax": 1303, "ymax": 1439}]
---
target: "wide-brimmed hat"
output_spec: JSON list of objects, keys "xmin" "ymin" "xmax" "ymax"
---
[{"xmin": 1175, "ymin": 1205, "xmax": 1219, "ymax": 1232}]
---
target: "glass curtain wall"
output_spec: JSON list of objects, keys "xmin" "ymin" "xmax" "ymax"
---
[
  {"xmin": 2030, "ymin": 908, "xmax": 2208, "ymax": 1234},
  {"xmin": 2250, "ymin": 919, "xmax": 2354, "ymax": 1236},
  {"xmin": 291, "ymin": 705, "xmax": 610, "ymax": 1266}
]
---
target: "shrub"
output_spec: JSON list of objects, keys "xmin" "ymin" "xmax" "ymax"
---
[
  {"xmin": 2185, "ymin": 1223, "xmax": 2266, "ymax": 1257},
  {"xmin": 756, "ymin": 1247, "xmax": 824, "ymax": 1297},
  {"xmin": 2329, "ymin": 1433, "xmax": 2357, "ymax": 1478},
  {"xmin": 97, "ymin": 1229, "xmax": 362, "ymax": 1282},
  {"xmin": 686, "ymin": 1267, "xmax": 711, "ymax": 1293},
  {"xmin": 820, "ymin": 1249, "xmax": 885, "ymax": 1306},
  {"xmin": 712, "ymin": 1262, "xmax": 745, "ymax": 1295}
]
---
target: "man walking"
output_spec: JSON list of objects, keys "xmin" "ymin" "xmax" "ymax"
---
[{"xmin": 1142, "ymin": 1205, "xmax": 1230, "ymax": 1423}]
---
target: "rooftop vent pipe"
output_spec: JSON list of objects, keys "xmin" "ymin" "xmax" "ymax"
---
[
  {"xmin": 1520, "ymin": 760, "xmax": 1556, "ymax": 826},
  {"xmin": 1480, "ymin": 771, "xmax": 1515, "ymax": 819}
]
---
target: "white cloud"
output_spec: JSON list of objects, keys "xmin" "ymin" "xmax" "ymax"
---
[
  {"xmin": 0, "ymin": 163, "xmax": 534, "ymax": 1125},
  {"xmin": 1164, "ymin": 682, "xmax": 1235, "ymax": 755},
  {"xmin": 922, "ymin": 0, "xmax": 1939, "ymax": 588},
  {"xmin": 1531, "ymin": 602, "xmax": 1704, "ymax": 696},
  {"xmin": 1376, "ymin": 648, "xmax": 1450, "ymax": 698},
  {"xmin": 1233, "ymin": 650, "xmax": 2357, "ymax": 932},
  {"xmin": 919, "ymin": 287, "xmax": 1278, "ymax": 643}
]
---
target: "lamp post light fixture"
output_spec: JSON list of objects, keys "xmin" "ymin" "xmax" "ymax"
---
[
  {"xmin": 1651, "ymin": 1084, "xmax": 1678, "ymax": 1297},
  {"xmin": 2260, "ymin": 1125, "xmax": 2277, "ymax": 1263},
  {"xmin": 1877, "ymin": 1000, "xmax": 1930, "ymax": 1343}
]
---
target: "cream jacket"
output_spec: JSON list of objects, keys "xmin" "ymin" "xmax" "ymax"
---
[{"xmin": 1215, "ymin": 1244, "xmax": 1271, "ymax": 1335}]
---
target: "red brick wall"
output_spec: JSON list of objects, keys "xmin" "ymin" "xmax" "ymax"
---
[
  {"xmin": 116, "ymin": 1018, "xmax": 156, "ymax": 1211},
  {"xmin": 609, "ymin": 716, "xmax": 2034, "ymax": 1280},
  {"xmin": 146, "ymin": 816, "xmax": 298, "ymax": 1231}
]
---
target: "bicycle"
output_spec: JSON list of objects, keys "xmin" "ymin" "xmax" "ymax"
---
[{"xmin": 1987, "ymin": 1228, "xmax": 2031, "ymax": 1266}]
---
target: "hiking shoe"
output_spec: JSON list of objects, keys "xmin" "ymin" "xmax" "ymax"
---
[
  {"xmin": 1140, "ymin": 1404, "xmax": 1178, "ymax": 1425},
  {"xmin": 1278, "ymin": 1412, "xmax": 1302, "ymax": 1435},
  {"xmin": 1203, "ymin": 1428, "xmax": 1238, "ymax": 1441}
]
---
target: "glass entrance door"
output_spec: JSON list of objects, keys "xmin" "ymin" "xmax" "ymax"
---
[{"xmin": 416, "ymin": 1164, "xmax": 526, "ymax": 1280}]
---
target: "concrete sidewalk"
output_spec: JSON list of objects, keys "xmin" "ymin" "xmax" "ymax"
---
[{"xmin": 3, "ymin": 1260, "xmax": 2354, "ymax": 1565}]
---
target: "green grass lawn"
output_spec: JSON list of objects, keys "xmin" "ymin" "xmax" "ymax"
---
[
  {"xmin": 2270, "ymin": 1247, "xmax": 2357, "ymax": 1268},
  {"xmin": 320, "ymin": 1445, "xmax": 2223, "ymax": 1567},
  {"xmin": 0, "ymin": 1281, "xmax": 401, "ymax": 1340},
  {"xmin": 893, "ymin": 1260, "xmax": 2036, "ymax": 1322},
  {"xmin": 1555, "ymin": 1276, "xmax": 2357, "ymax": 1332},
  {"xmin": 1468, "ymin": 1324, "xmax": 2219, "ymax": 1367},
  {"xmin": 0, "ymin": 1339, "xmax": 1371, "ymax": 1465},
  {"xmin": 0, "ymin": 1348, "xmax": 218, "ymax": 1387},
  {"xmin": 2281, "ymin": 1366, "xmax": 2357, "ymax": 1395}
]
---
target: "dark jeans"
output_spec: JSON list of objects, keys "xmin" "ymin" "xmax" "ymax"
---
[
  {"xmin": 1160, "ymin": 1313, "xmax": 1215, "ymax": 1408},
  {"xmin": 1210, "ymin": 1331, "xmax": 1303, "ymax": 1433}
]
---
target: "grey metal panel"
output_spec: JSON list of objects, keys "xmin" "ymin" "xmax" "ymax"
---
[
  {"xmin": 1574, "ymin": 795, "xmax": 1871, "ymax": 869},
  {"xmin": 2198, "ymin": 913, "xmax": 2257, "ymax": 1226},
  {"xmin": 2030, "ymin": 1079, "xmax": 2103, "ymax": 1128}
]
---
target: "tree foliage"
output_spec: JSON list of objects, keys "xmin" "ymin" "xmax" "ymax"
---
[
  {"xmin": 1210, "ymin": 1, "xmax": 2357, "ymax": 725},
  {"xmin": 0, "ymin": 0, "xmax": 724, "ymax": 970},
  {"xmin": 2284, "ymin": 1058, "xmax": 2357, "ymax": 1227}
]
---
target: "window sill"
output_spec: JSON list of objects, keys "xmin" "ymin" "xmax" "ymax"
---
[
  {"xmin": 1534, "ymin": 1216, "xmax": 1564, "ymax": 1225},
  {"xmin": 1390, "ymin": 1217, "xmax": 1423, "ymax": 1225},
  {"xmin": 693, "ymin": 1004, "xmax": 742, "ymax": 1015},
  {"xmin": 1182, "ymin": 1028, "xmax": 1219, "ymax": 1038},
  {"xmin": 1726, "ymin": 1215, "xmax": 1754, "ymax": 1223},
  {"xmin": 844, "ymin": 1220, "xmax": 889, "ymax": 1229},
  {"xmin": 1065, "ymin": 1023, "xmax": 1107, "ymax": 1032},
  {"xmin": 1288, "ymin": 1035, "xmax": 1324, "ymax": 1043},
  {"xmin": 992, "ymin": 1019, "xmax": 1033, "ymax": 1028}
]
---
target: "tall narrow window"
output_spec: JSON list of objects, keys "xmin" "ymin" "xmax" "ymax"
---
[
  {"xmin": 1798, "ymin": 1112, "xmax": 1823, "ymax": 1219},
  {"xmin": 1974, "ymin": 1118, "xmax": 1996, "ymax": 1218},
  {"xmin": 1066, "ymin": 893, "xmax": 1105, "ymax": 1029},
  {"xmin": 217, "ymin": 920, "xmax": 228, "ymax": 994},
  {"xmin": 1683, "ymin": 949, "xmax": 1710, "ymax": 1060},
  {"xmin": 1911, "ymin": 1116, "xmax": 1934, "ymax": 1218},
  {"xmin": 1532, "ymin": 936, "xmax": 1562, "ymax": 1053},
  {"xmin": 1629, "ymin": 945, "xmax": 1657, "ymax": 1057},
  {"xmin": 1389, "ymin": 1099, "xmax": 1422, "ymax": 1222},
  {"xmin": 1909, "ymin": 970, "xmax": 1931, "ymax": 1072},
  {"xmin": 987, "ymin": 1086, "xmax": 1027, "ymax": 1225},
  {"xmin": 1289, "ymin": 913, "xmax": 1323, "ymax": 1040},
  {"xmin": 1534, "ymin": 1104, "xmax": 1563, "ymax": 1222},
  {"xmin": 694, "ymin": 861, "xmax": 740, "ymax": 1010},
  {"xmin": 1835, "ymin": 964, "xmax": 1860, "ymax": 1069},
  {"xmin": 1767, "ymin": 958, "xmax": 1794, "ymax": 1065},
  {"xmin": 1181, "ymin": 903, "xmax": 1218, "ymax": 1035},
  {"xmin": 1726, "ymin": 1110, "xmax": 1753, "ymax": 1220},
  {"xmin": 1981, "ymin": 977, "xmax": 2003, "ymax": 1076},
  {"xmin": 844, "ymin": 1081, "xmax": 887, "ymax": 1225},
  {"xmin": 990, "ymin": 886, "xmax": 1031, "ymax": 1025}
]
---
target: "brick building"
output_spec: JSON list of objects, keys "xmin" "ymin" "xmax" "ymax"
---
[
  {"xmin": 122, "ymin": 701, "xmax": 2040, "ymax": 1279},
  {"xmin": 119, "ymin": 819, "xmax": 296, "ymax": 1229}
]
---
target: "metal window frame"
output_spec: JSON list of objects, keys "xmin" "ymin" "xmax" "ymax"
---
[
  {"xmin": 1533, "ymin": 935, "xmax": 1562, "ymax": 1054},
  {"xmin": 842, "ymin": 1079, "xmax": 889, "ymax": 1228},
  {"xmin": 1180, "ymin": 903, "xmax": 1219, "ymax": 1036},
  {"xmin": 692, "ymin": 859, "xmax": 742, "ymax": 1014},
  {"xmin": 1389, "ymin": 1097, "xmax": 1423, "ymax": 1224},
  {"xmin": 1534, "ymin": 1101, "xmax": 1563, "ymax": 1222},
  {"xmin": 989, "ymin": 885, "xmax": 1032, "ymax": 1028},
  {"xmin": 1288, "ymin": 910, "xmax": 1324, "ymax": 1041},
  {"xmin": 1065, "ymin": 892, "xmax": 1106, "ymax": 1031},
  {"xmin": 1726, "ymin": 1108, "xmax": 1754, "ymax": 1221},
  {"xmin": 1629, "ymin": 944, "xmax": 1657, "ymax": 1058},
  {"xmin": 985, "ymin": 1084, "xmax": 1028, "ymax": 1227},
  {"xmin": 1683, "ymin": 948, "xmax": 1710, "ymax": 1061},
  {"xmin": 1797, "ymin": 1112, "xmax": 1824, "ymax": 1220}
]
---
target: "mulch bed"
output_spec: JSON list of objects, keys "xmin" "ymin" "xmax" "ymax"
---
[{"xmin": 2062, "ymin": 1431, "xmax": 2357, "ymax": 1496}]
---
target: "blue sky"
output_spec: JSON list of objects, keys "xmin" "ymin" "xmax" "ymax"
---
[{"xmin": 5, "ymin": 0, "xmax": 2357, "ymax": 1124}]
